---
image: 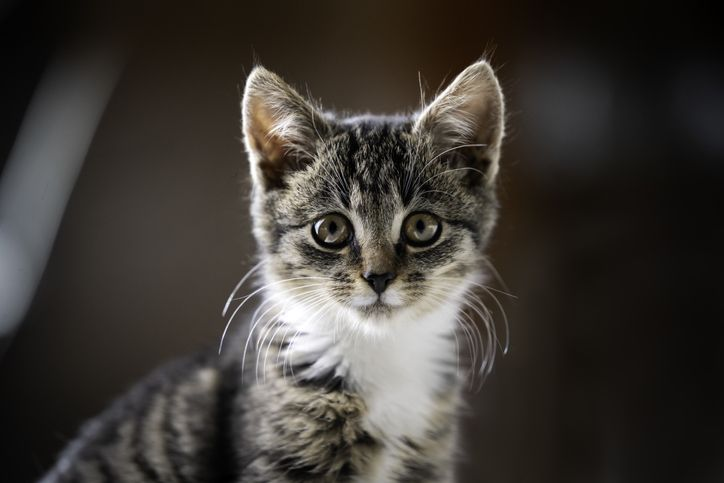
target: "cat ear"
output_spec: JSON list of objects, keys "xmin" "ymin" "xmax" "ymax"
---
[
  {"xmin": 242, "ymin": 66, "xmax": 329, "ymax": 190},
  {"xmin": 414, "ymin": 60, "xmax": 505, "ymax": 186}
]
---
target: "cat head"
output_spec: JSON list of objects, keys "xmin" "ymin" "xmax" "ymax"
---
[{"xmin": 241, "ymin": 61, "xmax": 504, "ymax": 331}]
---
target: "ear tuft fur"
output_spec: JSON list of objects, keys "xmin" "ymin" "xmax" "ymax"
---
[
  {"xmin": 414, "ymin": 60, "xmax": 505, "ymax": 185},
  {"xmin": 242, "ymin": 66, "xmax": 329, "ymax": 190}
]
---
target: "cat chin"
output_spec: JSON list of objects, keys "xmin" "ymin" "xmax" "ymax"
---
[
  {"xmin": 349, "ymin": 300, "xmax": 433, "ymax": 328},
  {"xmin": 354, "ymin": 301, "xmax": 396, "ymax": 319},
  {"xmin": 348, "ymin": 291, "xmax": 408, "ymax": 320}
]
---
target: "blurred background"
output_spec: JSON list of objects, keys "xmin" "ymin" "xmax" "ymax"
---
[{"xmin": 1, "ymin": 0, "xmax": 723, "ymax": 481}]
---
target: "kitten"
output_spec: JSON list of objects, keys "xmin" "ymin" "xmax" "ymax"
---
[{"xmin": 41, "ymin": 59, "xmax": 506, "ymax": 483}]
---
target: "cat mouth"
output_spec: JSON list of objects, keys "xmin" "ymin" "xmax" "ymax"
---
[
  {"xmin": 349, "ymin": 289, "xmax": 405, "ymax": 317},
  {"xmin": 357, "ymin": 300, "xmax": 394, "ymax": 316},
  {"xmin": 354, "ymin": 294, "xmax": 407, "ymax": 316}
]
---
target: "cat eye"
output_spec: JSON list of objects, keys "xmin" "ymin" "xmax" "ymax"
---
[
  {"xmin": 402, "ymin": 212, "xmax": 441, "ymax": 247},
  {"xmin": 312, "ymin": 214, "xmax": 352, "ymax": 249}
]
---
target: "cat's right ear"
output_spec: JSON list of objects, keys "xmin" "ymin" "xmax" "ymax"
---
[{"xmin": 242, "ymin": 66, "xmax": 329, "ymax": 190}]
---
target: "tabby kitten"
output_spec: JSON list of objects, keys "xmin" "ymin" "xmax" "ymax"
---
[{"xmin": 42, "ymin": 59, "xmax": 506, "ymax": 483}]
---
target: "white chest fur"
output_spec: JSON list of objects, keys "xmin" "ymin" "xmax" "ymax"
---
[
  {"xmin": 281, "ymin": 300, "xmax": 462, "ymax": 481},
  {"xmin": 350, "ymin": 309, "xmax": 459, "ymax": 482},
  {"xmin": 346, "ymin": 309, "xmax": 458, "ymax": 441}
]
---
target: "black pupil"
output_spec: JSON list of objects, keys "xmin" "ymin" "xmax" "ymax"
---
[
  {"xmin": 415, "ymin": 219, "xmax": 425, "ymax": 233},
  {"xmin": 328, "ymin": 221, "xmax": 338, "ymax": 235}
]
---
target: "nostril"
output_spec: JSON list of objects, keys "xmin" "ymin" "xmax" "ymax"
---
[{"xmin": 363, "ymin": 272, "xmax": 395, "ymax": 295}]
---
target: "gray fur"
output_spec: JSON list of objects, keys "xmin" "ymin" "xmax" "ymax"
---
[{"xmin": 41, "ymin": 60, "xmax": 506, "ymax": 482}]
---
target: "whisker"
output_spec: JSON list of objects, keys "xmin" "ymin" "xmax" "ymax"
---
[
  {"xmin": 264, "ymin": 293, "xmax": 340, "ymax": 380},
  {"xmin": 219, "ymin": 277, "xmax": 331, "ymax": 354},
  {"xmin": 261, "ymin": 291, "xmax": 333, "ymax": 383},
  {"xmin": 227, "ymin": 281, "xmax": 329, "ymax": 367},
  {"xmin": 436, "ymin": 276, "xmax": 513, "ymax": 354},
  {"xmin": 240, "ymin": 286, "xmax": 329, "ymax": 380},
  {"xmin": 407, "ymin": 143, "xmax": 487, "ymax": 198},
  {"xmin": 232, "ymin": 276, "xmax": 331, "ymax": 302},
  {"xmin": 282, "ymin": 298, "xmax": 336, "ymax": 381},
  {"xmin": 414, "ymin": 188, "xmax": 460, "ymax": 201},
  {"xmin": 254, "ymin": 317, "xmax": 284, "ymax": 384},
  {"xmin": 425, "ymin": 290, "xmax": 478, "ymax": 389},
  {"xmin": 419, "ymin": 166, "xmax": 487, "ymax": 187},
  {"xmin": 427, "ymin": 283, "xmax": 500, "ymax": 380},
  {"xmin": 251, "ymin": 284, "xmax": 330, "ymax": 350},
  {"xmin": 222, "ymin": 259, "xmax": 266, "ymax": 317},
  {"xmin": 480, "ymin": 256, "xmax": 512, "ymax": 295},
  {"xmin": 437, "ymin": 275, "xmax": 516, "ymax": 299},
  {"xmin": 435, "ymin": 284, "xmax": 497, "ymax": 357}
]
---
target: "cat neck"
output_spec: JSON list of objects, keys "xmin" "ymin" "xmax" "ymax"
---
[{"xmin": 273, "ymin": 298, "xmax": 462, "ymax": 440}]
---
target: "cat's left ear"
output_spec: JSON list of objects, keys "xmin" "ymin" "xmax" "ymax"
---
[
  {"xmin": 242, "ymin": 66, "xmax": 329, "ymax": 190},
  {"xmin": 414, "ymin": 60, "xmax": 505, "ymax": 186}
]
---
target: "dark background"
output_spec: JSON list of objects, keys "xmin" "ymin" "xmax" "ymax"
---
[{"xmin": 1, "ymin": 1, "xmax": 723, "ymax": 481}]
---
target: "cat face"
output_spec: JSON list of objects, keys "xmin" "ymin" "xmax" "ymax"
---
[{"xmin": 242, "ymin": 61, "xmax": 504, "ymax": 326}]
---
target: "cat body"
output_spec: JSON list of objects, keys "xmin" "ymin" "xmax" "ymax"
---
[{"xmin": 42, "ymin": 60, "xmax": 506, "ymax": 482}]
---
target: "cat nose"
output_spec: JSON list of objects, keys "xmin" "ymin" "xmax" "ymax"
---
[{"xmin": 363, "ymin": 272, "xmax": 396, "ymax": 295}]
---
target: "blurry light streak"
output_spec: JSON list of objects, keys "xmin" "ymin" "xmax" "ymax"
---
[{"xmin": 0, "ymin": 45, "xmax": 122, "ymax": 336}]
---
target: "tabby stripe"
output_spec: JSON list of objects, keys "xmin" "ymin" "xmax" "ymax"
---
[
  {"xmin": 396, "ymin": 458, "xmax": 438, "ymax": 483},
  {"xmin": 211, "ymin": 363, "xmax": 241, "ymax": 481},
  {"xmin": 131, "ymin": 395, "xmax": 164, "ymax": 483},
  {"xmin": 97, "ymin": 454, "xmax": 119, "ymax": 483},
  {"xmin": 162, "ymin": 388, "xmax": 194, "ymax": 483}
]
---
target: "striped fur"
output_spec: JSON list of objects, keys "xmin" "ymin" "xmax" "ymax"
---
[{"xmin": 42, "ymin": 60, "xmax": 505, "ymax": 482}]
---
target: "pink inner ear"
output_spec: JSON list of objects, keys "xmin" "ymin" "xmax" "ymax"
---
[
  {"xmin": 245, "ymin": 95, "xmax": 287, "ymax": 162},
  {"xmin": 243, "ymin": 68, "xmax": 331, "ymax": 190}
]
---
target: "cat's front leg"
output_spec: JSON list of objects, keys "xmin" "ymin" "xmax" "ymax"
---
[{"xmin": 239, "ymin": 381, "xmax": 379, "ymax": 482}]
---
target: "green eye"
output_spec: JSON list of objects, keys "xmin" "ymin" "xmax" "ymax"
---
[
  {"xmin": 403, "ymin": 212, "xmax": 441, "ymax": 247},
  {"xmin": 312, "ymin": 214, "xmax": 352, "ymax": 249}
]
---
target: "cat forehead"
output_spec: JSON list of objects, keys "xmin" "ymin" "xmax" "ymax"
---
[
  {"xmin": 331, "ymin": 118, "xmax": 415, "ymax": 161},
  {"xmin": 279, "ymin": 117, "xmax": 455, "ymax": 221},
  {"xmin": 326, "ymin": 123, "xmax": 416, "ymax": 211},
  {"xmin": 322, "ymin": 118, "xmax": 424, "ymax": 187}
]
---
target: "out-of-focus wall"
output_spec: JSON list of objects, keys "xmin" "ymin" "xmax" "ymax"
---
[{"xmin": 1, "ymin": 1, "xmax": 723, "ymax": 482}]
